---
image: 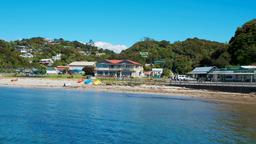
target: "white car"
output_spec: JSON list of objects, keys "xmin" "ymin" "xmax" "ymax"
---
[
  {"xmin": 177, "ymin": 75, "xmax": 196, "ymax": 81},
  {"xmin": 177, "ymin": 75, "xmax": 186, "ymax": 80}
]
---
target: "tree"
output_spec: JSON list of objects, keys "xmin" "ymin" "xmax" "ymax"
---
[
  {"xmin": 228, "ymin": 19, "xmax": 256, "ymax": 65},
  {"xmin": 82, "ymin": 66, "xmax": 95, "ymax": 76},
  {"xmin": 35, "ymin": 64, "xmax": 47, "ymax": 75},
  {"xmin": 173, "ymin": 56, "xmax": 192, "ymax": 74},
  {"xmin": 162, "ymin": 68, "xmax": 171, "ymax": 78}
]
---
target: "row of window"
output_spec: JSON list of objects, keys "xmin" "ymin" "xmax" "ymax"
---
[{"xmin": 96, "ymin": 64, "xmax": 140, "ymax": 68}]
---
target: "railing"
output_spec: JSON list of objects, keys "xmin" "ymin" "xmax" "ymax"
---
[
  {"xmin": 170, "ymin": 81, "xmax": 256, "ymax": 87},
  {"xmin": 95, "ymin": 67, "xmax": 137, "ymax": 71}
]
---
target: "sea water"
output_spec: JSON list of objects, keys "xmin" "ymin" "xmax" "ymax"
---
[{"xmin": 0, "ymin": 87, "xmax": 255, "ymax": 144}]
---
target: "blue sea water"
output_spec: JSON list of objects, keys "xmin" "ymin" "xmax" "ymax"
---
[{"xmin": 0, "ymin": 87, "xmax": 256, "ymax": 144}]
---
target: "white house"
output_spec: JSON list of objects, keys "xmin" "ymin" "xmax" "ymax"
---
[
  {"xmin": 52, "ymin": 54, "xmax": 62, "ymax": 61},
  {"xmin": 20, "ymin": 53, "xmax": 34, "ymax": 58},
  {"xmin": 17, "ymin": 46, "xmax": 34, "ymax": 58},
  {"xmin": 152, "ymin": 68, "xmax": 163, "ymax": 78},
  {"xmin": 40, "ymin": 59, "xmax": 54, "ymax": 66},
  {"xmin": 69, "ymin": 61, "xmax": 96, "ymax": 71},
  {"xmin": 46, "ymin": 68, "xmax": 58, "ymax": 75}
]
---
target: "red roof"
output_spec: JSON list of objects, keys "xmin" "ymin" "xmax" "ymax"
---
[
  {"xmin": 105, "ymin": 60, "xmax": 123, "ymax": 65},
  {"xmin": 104, "ymin": 60, "xmax": 141, "ymax": 65},
  {"xmin": 56, "ymin": 66, "xmax": 69, "ymax": 71},
  {"xmin": 144, "ymin": 71, "xmax": 152, "ymax": 75},
  {"xmin": 126, "ymin": 60, "xmax": 141, "ymax": 65}
]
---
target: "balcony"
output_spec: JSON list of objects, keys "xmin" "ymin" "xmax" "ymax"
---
[{"xmin": 95, "ymin": 67, "xmax": 137, "ymax": 72}]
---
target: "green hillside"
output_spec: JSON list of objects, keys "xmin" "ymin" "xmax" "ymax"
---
[
  {"xmin": 120, "ymin": 38, "xmax": 229, "ymax": 74},
  {"xmin": 0, "ymin": 19, "xmax": 255, "ymax": 74}
]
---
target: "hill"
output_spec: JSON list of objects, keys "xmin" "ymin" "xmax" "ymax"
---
[
  {"xmin": 120, "ymin": 38, "xmax": 229, "ymax": 74},
  {"xmin": 0, "ymin": 19, "xmax": 255, "ymax": 74},
  {"xmin": 0, "ymin": 38, "xmax": 115, "ymax": 72},
  {"xmin": 228, "ymin": 19, "xmax": 256, "ymax": 65}
]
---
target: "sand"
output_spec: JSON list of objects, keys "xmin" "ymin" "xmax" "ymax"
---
[{"xmin": 0, "ymin": 77, "xmax": 256, "ymax": 104}]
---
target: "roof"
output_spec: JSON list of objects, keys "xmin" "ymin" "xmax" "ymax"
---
[
  {"xmin": 144, "ymin": 71, "xmax": 152, "ymax": 75},
  {"xmin": 152, "ymin": 68, "xmax": 163, "ymax": 71},
  {"xmin": 103, "ymin": 60, "xmax": 142, "ymax": 65},
  {"xmin": 69, "ymin": 61, "xmax": 96, "ymax": 66},
  {"xmin": 56, "ymin": 66, "xmax": 69, "ymax": 71},
  {"xmin": 189, "ymin": 66, "xmax": 216, "ymax": 74},
  {"xmin": 40, "ymin": 59, "xmax": 53, "ymax": 61},
  {"xmin": 241, "ymin": 66, "xmax": 256, "ymax": 69},
  {"xmin": 105, "ymin": 60, "xmax": 123, "ymax": 64},
  {"xmin": 209, "ymin": 66, "xmax": 256, "ymax": 75}
]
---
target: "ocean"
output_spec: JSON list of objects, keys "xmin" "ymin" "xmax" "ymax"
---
[{"xmin": 0, "ymin": 87, "xmax": 256, "ymax": 144}]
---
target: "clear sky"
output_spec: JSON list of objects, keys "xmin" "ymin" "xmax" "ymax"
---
[{"xmin": 0, "ymin": 0, "xmax": 255, "ymax": 51}]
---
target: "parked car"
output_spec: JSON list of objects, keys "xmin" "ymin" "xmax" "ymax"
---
[
  {"xmin": 177, "ymin": 75, "xmax": 186, "ymax": 81},
  {"xmin": 176, "ymin": 75, "xmax": 196, "ymax": 81}
]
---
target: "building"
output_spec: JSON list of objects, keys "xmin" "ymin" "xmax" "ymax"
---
[
  {"xmin": 46, "ymin": 67, "xmax": 58, "ymax": 75},
  {"xmin": 40, "ymin": 59, "xmax": 54, "ymax": 66},
  {"xmin": 17, "ymin": 46, "xmax": 34, "ymax": 58},
  {"xmin": 144, "ymin": 71, "xmax": 152, "ymax": 77},
  {"xmin": 95, "ymin": 60, "xmax": 143, "ymax": 78},
  {"xmin": 152, "ymin": 68, "xmax": 163, "ymax": 78},
  {"xmin": 188, "ymin": 66, "xmax": 216, "ymax": 80},
  {"xmin": 209, "ymin": 66, "xmax": 256, "ymax": 82},
  {"xmin": 68, "ymin": 61, "xmax": 96, "ymax": 71},
  {"xmin": 78, "ymin": 51, "xmax": 88, "ymax": 56},
  {"xmin": 96, "ymin": 52, "xmax": 106, "ymax": 56},
  {"xmin": 56, "ymin": 66, "xmax": 69, "ymax": 74},
  {"xmin": 52, "ymin": 54, "xmax": 62, "ymax": 61},
  {"xmin": 20, "ymin": 53, "xmax": 34, "ymax": 58}
]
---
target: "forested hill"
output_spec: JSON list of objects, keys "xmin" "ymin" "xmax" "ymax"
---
[
  {"xmin": 119, "ymin": 19, "xmax": 256, "ymax": 73},
  {"xmin": 0, "ymin": 19, "xmax": 255, "ymax": 74},
  {"xmin": 0, "ymin": 38, "xmax": 115, "ymax": 71},
  {"xmin": 119, "ymin": 38, "xmax": 229, "ymax": 73},
  {"xmin": 228, "ymin": 19, "xmax": 256, "ymax": 65}
]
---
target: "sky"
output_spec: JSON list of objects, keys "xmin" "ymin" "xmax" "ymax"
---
[{"xmin": 0, "ymin": 0, "xmax": 255, "ymax": 52}]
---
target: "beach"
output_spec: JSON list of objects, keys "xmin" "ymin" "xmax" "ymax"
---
[{"xmin": 0, "ymin": 77, "xmax": 256, "ymax": 104}]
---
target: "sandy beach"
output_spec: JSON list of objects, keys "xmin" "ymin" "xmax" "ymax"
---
[{"xmin": 0, "ymin": 77, "xmax": 256, "ymax": 104}]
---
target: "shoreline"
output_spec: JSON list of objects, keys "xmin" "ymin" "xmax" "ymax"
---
[{"xmin": 1, "ymin": 77, "xmax": 256, "ymax": 104}]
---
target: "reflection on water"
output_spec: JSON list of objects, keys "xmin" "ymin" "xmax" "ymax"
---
[
  {"xmin": 0, "ymin": 87, "xmax": 255, "ymax": 144},
  {"xmin": 217, "ymin": 104, "xmax": 256, "ymax": 144}
]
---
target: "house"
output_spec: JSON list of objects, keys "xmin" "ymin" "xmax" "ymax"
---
[
  {"xmin": 56, "ymin": 66, "xmax": 69, "ymax": 74},
  {"xmin": 209, "ymin": 66, "xmax": 256, "ymax": 82},
  {"xmin": 17, "ymin": 46, "xmax": 34, "ymax": 58},
  {"xmin": 20, "ymin": 53, "xmax": 34, "ymax": 58},
  {"xmin": 40, "ymin": 59, "xmax": 54, "ymax": 66},
  {"xmin": 144, "ymin": 71, "xmax": 152, "ymax": 77},
  {"xmin": 96, "ymin": 52, "xmax": 106, "ymax": 56},
  {"xmin": 152, "ymin": 68, "xmax": 163, "ymax": 78},
  {"xmin": 46, "ymin": 67, "xmax": 58, "ymax": 75},
  {"xmin": 78, "ymin": 51, "xmax": 88, "ymax": 56},
  {"xmin": 52, "ymin": 54, "xmax": 62, "ymax": 61},
  {"xmin": 188, "ymin": 66, "xmax": 216, "ymax": 80},
  {"xmin": 69, "ymin": 61, "xmax": 96, "ymax": 71},
  {"xmin": 95, "ymin": 60, "xmax": 143, "ymax": 78}
]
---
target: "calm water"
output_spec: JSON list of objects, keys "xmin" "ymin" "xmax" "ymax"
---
[{"xmin": 0, "ymin": 87, "xmax": 256, "ymax": 144}]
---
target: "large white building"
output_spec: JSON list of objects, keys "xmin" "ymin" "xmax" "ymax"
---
[
  {"xmin": 68, "ymin": 61, "xmax": 96, "ymax": 71},
  {"xmin": 95, "ymin": 60, "xmax": 143, "ymax": 78}
]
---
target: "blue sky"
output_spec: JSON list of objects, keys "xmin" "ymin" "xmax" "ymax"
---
[{"xmin": 0, "ymin": 0, "xmax": 255, "ymax": 51}]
